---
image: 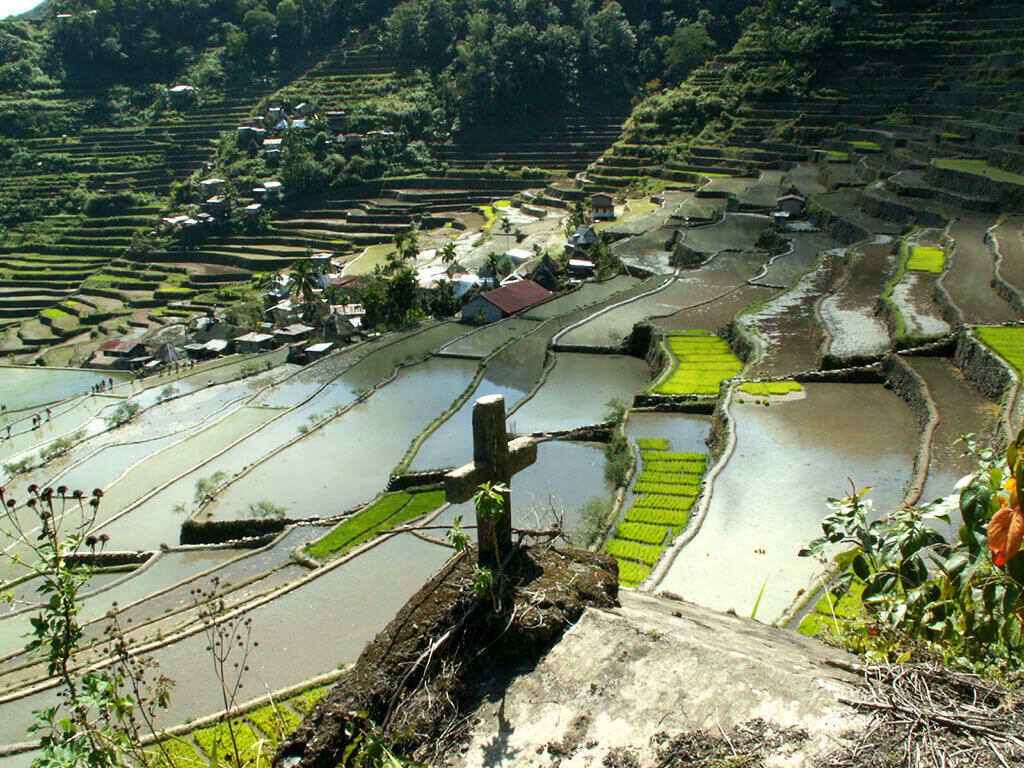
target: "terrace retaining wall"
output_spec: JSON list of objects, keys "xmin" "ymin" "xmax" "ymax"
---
[
  {"xmin": 386, "ymin": 470, "xmax": 449, "ymax": 492},
  {"xmin": 954, "ymin": 329, "xmax": 1022, "ymax": 447},
  {"xmin": 180, "ymin": 517, "xmax": 294, "ymax": 545}
]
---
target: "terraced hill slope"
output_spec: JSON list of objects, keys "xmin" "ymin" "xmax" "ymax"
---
[{"xmin": 589, "ymin": 1, "xmax": 1024, "ymax": 204}]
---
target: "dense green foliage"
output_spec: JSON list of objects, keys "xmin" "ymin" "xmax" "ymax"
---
[{"xmin": 380, "ymin": 0, "xmax": 754, "ymax": 126}]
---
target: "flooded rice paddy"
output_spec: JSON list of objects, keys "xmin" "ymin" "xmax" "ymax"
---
[
  {"xmin": 0, "ymin": 163, "xmax": 1018, "ymax": 743},
  {"xmin": 658, "ymin": 384, "xmax": 918, "ymax": 621}
]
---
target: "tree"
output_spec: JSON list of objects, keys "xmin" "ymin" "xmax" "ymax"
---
[
  {"xmin": 441, "ymin": 240, "xmax": 457, "ymax": 263},
  {"xmin": 242, "ymin": 7, "xmax": 277, "ymax": 65},
  {"xmin": 661, "ymin": 23, "xmax": 715, "ymax": 85},
  {"xmin": 429, "ymin": 279, "xmax": 459, "ymax": 317},
  {"xmin": 289, "ymin": 257, "xmax": 321, "ymax": 316},
  {"xmin": 498, "ymin": 216, "xmax": 514, "ymax": 250}
]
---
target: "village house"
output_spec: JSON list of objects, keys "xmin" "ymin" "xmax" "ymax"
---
[
  {"xmin": 591, "ymin": 192, "xmax": 615, "ymax": 221},
  {"xmin": 777, "ymin": 192, "xmax": 806, "ymax": 218},
  {"xmin": 88, "ymin": 338, "xmax": 149, "ymax": 369},
  {"xmin": 460, "ymin": 279, "xmax": 552, "ymax": 324},
  {"xmin": 233, "ymin": 332, "xmax": 275, "ymax": 354},
  {"xmin": 263, "ymin": 180, "xmax": 284, "ymax": 200},
  {"xmin": 567, "ymin": 258, "xmax": 596, "ymax": 279},
  {"xmin": 529, "ymin": 254, "xmax": 563, "ymax": 291},
  {"xmin": 169, "ymin": 84, "xmax": 195, "ymax": 108},
  {"xmin": 201, "ymin": 195, "xmax": 230, "ymax": 217},
  {"xmin": 325, "ymin": 111, "xmax": 346, "ymax": 129},
  {"xmin": 303, "ymin": 342, "xmax": 334, "ymax": 361},
  {"xmin": 244, "ymin": 203, "xmax": 263, "ymax": 220},
  {"xmin": 274, "ymin": 323, "xmax": 315, "ymax": 344},
  {"xmin": 199, "ymin": 178, "xmax": 225, "ymax": 198},
  {"xmin": 565, "ymin": 225, "xmax": 599, "ymax": 257}
]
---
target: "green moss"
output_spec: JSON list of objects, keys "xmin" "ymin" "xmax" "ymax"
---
[{"xmin": 289, "ymin": 685, "xmax": 328, "ymax": 714}]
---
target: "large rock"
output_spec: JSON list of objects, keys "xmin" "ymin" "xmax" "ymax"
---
[{"xmin": 445, "ymin": 590, "xmax": 865, "ymax": 767}]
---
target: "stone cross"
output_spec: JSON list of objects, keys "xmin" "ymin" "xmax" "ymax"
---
[{"xmin": 445, "ymin": 394, "xmax": 537, "ymax": 567}]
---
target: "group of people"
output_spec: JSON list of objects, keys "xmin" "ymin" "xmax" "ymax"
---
[
  {"xmin": 90, "ymin": 378, "xmax": 116, "ymax": 394},
  {"xmin": 0, "ymin": 404, "xmax": 51, "ymax": 443}
]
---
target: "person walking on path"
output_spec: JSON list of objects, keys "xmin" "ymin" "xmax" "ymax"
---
[{"xmin": 45, "ymin": 407, "xmax": 51, "ymax": 422}]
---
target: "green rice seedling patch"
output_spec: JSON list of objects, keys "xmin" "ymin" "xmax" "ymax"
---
[
  {"xmin": 615, "ymin": 521, "xmax": 670, "ymax": 545},
  {"xmin": 934, "ymin": 157, "xmax": 1024, "ymax": 187},
  {"xmin": 798, "ymin": 580, "xmax": 865, "ymax": 638},
  {"xmin": 652, "ymin": 331, "xmax": 742, "ymax": 396},
  {"xmin": 850, "ymin": 140, "xmax": 881, "ymax": 152},
  {"xmin": 40, "ymin": 308, "xmax": 68, "ymax": 318},
  {"xmin": 193, "ymin": 721, "xmax": 268, "ymax": 765},
  {"xmin": 826, "ymin": 150, "xmax": 849, "ymax": 161},
  {"xmin": 304, "ymin": 489, "xmax": 444, "ymax": 561},
  {"xmin": 305, "ymin": 493, "xmax": 410, "ymax": 559},
  {"xmin": 739, "ymin": 380, "xmax": 802, "ymax": 396},
  {"xmin": 247, "ymin": 700, "xmax": 302, "ymax": 740},
  {"xmin": 975, "ymin": 325, "xmax": 1024, "ymax": 375},
  {"xmin": 616, "ymin": 560, "xmax": 651, "ymax": 588},
  {"xmin": 289, "ymin": 685, "xmax": 328, "ymax": 714},
  {"xmin": 636, "ymin": 437, "xmax": 670, "ymax": 451},
  {"xmin": 905, "ymin": 245, "xmax": 945, "ymax": 274},
  {"xmin": 148, "ymin": 737, "xmax": 207, "ymax": 768},
  {"xmin": 605, "ymin": 440, "xmax": 708, "ymax": 586},
  {"xmin": 605, "ymin": 538, "xmax": 664, "ymax": 565},
  {"xmin": 623, "ymin": 506, "xmax": 690, "ymax": 528}
]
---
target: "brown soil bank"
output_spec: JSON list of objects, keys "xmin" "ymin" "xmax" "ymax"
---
[{"xmin": 273, "ymin": 545, "xmax": 618, "ymax": 768}]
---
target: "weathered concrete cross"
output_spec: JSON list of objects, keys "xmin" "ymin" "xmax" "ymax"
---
[{"xmin": 445, "ymin": 394, "xmax": 537, "ymax": 567}]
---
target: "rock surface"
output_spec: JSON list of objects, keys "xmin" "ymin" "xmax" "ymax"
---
[{"xmin": 445, "ymin": 590, "xmax": 866, "ymax": 767}]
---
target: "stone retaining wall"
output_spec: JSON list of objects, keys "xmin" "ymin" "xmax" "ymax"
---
[
  {"xmin": 180, "ymin": 517, "xmax": 294, "ymax": 545},
  {"xmin": 64, "ymin": 550, "xmax": 155, "ymax": 568},
  {"xmin": 386, "ymin": 470, "xmax": 449, "ymax": 492}
]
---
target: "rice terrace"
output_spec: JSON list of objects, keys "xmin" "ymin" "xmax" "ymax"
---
[{"xmin": 1, "ymin": 0, "xmax": 1024, "ymax": 766}]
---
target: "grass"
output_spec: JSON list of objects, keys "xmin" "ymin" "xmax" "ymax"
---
[
  {"xmin": 304, "ymin": 489, "xmax": 445, "ymax": 560},
  {"xmin": 975, "ymin": 325, "xmax": 1024, "ymax": 374},
  {"xmin": 738, "ymin": 380, "xmax": 802, "ymax": 396},
  {"xmin": 934, "ymin": 157, "xmax": 1024, "ymax": 187},
  {"xmin": 652, "ymin": 330, "xmax": 743, "ymax": 396},
  {"xmin": 604, "ymin": 442, "xmax": 707, "ymax": 588}
]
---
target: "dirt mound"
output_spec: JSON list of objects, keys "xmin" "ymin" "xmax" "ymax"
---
[{"xmin": 273, "ymin": 545, "xmax": 618, "ymax": 768}]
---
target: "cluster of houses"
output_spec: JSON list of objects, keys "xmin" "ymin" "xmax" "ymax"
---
[{"xmin": 161, "ymin": 177, "xmax": 285, "ymax": 235}]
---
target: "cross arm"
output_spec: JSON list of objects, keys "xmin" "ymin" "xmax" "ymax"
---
[{"xmin": 445, "ymin": 461, "xmax": 492, "ymax": 504}]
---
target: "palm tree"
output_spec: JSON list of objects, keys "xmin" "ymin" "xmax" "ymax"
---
[
  {"xmin": 499, "ymin": 216, "xmax": 514, "ymax": 250},
  {"xmin": 289, "ymin": 258, "xmax": 321, "ymax": 316},
  {"xmin": 441, "ymin": 241, "xmax": 457, "ymax": 264},
  {"xmin": 402, "ymin": 224, "xmax": 420, "ymax": 261}
]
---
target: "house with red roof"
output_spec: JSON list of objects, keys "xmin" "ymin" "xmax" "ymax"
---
[{"xmin": 459, "ymin": 279, "xmax": 552, "ymax": 324}]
